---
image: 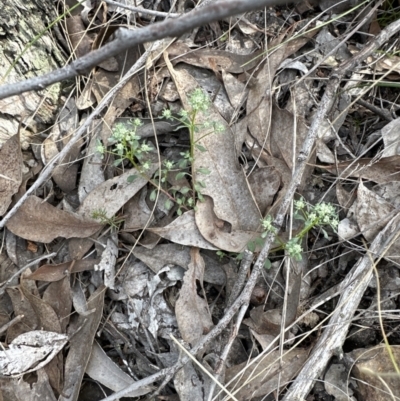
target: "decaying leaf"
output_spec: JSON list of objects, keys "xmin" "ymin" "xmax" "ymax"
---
[
  {"xmin": 0, "ymin": 330, "xmax": 68, "ymax": 378},
  {"xmin": 175, "ymin": 248, "xmax": 213, "ymax": 345},
  {"xmin": 6, "ymin": 196, "xmax": 102, "ymax": 243},
  {"xmin": 42, "ymin": 99, "xmax": 81, "ymax": 193},
  {"xmin": 26, "ymin": 259, "xmax": 99, "ymax": 282},
  {"xmin": 356, "ymin": 181, "xmax": 400, "ymax": 263},
  {"xmin": 319, "ymin": 155, "xmax": 400, "ymax": 183},
  {"xmin": 133, "ymin": 243, "xmax": 226, "ymax": 285},
  {"xmin": 94, "ymin": 232, "xmax": 118, "ymax": 289},
  {"xmin": 0, "ymin": 132, "xmax": 23, "ymax": 216},
  {"xmin": 226, "ymin": 347, "xmax": 309, "ymax": 400},
  {"xmin": 148, "ymin": 210, "xmax": 218, "ymax": 250},
  {"xmin": 174, "ymin": 361, "xmax": 212, "ymax": 401},
  {"xmin": 86, "ymin": 341, "xmax": 154, "ymax": 397},
  {"xmin": 168, "ymin": 41, "xmax": 264, "ymax": 73},
  {"xmin": 60, "ymin": 285, "xmax": 105, "ymax": 401},
  {"xmin": 65, "ymin": 16, "xmax": 92, "ymax": 60},
  {"xmin": 346, "ymin": 345, "xmax": 400, "ymax": 401},
  {"xmin": 356, "ymin": 180, "xmax": 395, "ymax": 241}
]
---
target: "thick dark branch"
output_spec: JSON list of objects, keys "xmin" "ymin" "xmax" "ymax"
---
[{"xmin": 0, "ymin": 0, "xmax": 297, "ymax": 100}]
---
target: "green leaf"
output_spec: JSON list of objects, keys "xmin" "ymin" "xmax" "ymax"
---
[
  {"xmin": 264, "ymin": 259, "xmax": 272, "ymax": 269},
  {"xmin": 113, "ymin": 159, "xmax": 123, "ymax": 166},
  {"xmin": 179, "ymin": 186, "xmax": 190, "ymax": 195},
  {"xmin": 294, "ymin": 212, "xmax": 305, "ymax": 221},
  {"xmin": 177, "ymin": 208, "xmax": 183, "ymax": 216},
  {"xmin": 255, "ymin": 237, "xmax": 264, "ymax": 247},
  {"xmin": 247, "ymin": 241, "xmax": 255, "ymax": 252},
  {"xmin": 127, "ymin": 175, "xmax": 137, "ymax": 183},
  {"xmin": 195, "ymin": 144, "xmax": 207, "ymax": 152},
  {"xmin": 197, "ymin": 168, "xmax": 211, "ymax": 175},
  {"xmin": 178, "ymin": 159, "xmax": 188, "ymax": 169},
  {"xmin": 165, "ymin": 199, "xmax": 173, "ymax": 210},
  {"xmin": 150, "ymin": 189, "xmax": 157, "ymax": 202},
  {"xmin": 176, "ymin": 172, "xmax": 187, "ymax": 180}
]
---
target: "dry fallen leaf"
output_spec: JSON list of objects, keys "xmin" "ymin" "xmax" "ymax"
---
[
  {"xmin": 0, "ymin": 330, "xmax": 68, "ymax": 378},
  {"xmin": 65, "ymin": 16, "xmax": 92, "ymax": 60},
  {"xmin": 6, "ymin": 196, "xmax": 102, "ymax": 243},
  {"xmin": 0, "ymin": 132, "xmax": 23, "ymax": 216},
  {"xmin": 347, "ymin": 345, "xmax": 400, "ymax": 401},
  {"xmin": 175, "ymin": 248, "xmax": 213, "ymax": 345},
  {"xmin": 226, "ymin": 347, "xmax": 309, "ymax": 401},
  {"xmin": 164, "ymin": 53, "xmax": 261, "ymax": 252},
  {"xmin": 148, "ymin": 210, "xmax": 218, "ymax": 250},
  {"xmin": 60, "ymin": 285, "xmax": 105, "ymax": 401},
  {"xmin": 26, "ymin": 259, "xmax": 99, "ymax": 282},
  {"xmin": 356, "ymin": 180, "xmax": 395, "ymax": 241},
  {"xmin": 78, "ymin": 165, "xmax": 158, "ymax": 220},
  {"xmin": 86, "ymin": 341, "xmax": 154, "ymax": 397},
  {"xmin": 319, "ymin": 155, "xmax": 400, "ymax": 183}
]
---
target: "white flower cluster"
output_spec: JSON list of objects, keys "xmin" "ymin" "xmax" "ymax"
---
[
  {"xmin": 188, "ymin": 88, "xmax": 210, "ymax": 112},
  {"xmin": 286, "ymin": 238, "xmax": 303, "ymax": 261},
  {"xmin": 295, "ymin": 197, "xmax": 339, "ymax": 230}
]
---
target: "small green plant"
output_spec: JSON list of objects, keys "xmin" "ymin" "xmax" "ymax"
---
[
  {"xmin": 91, "ymin": 208, "xmax": 125, "ymax": 230},
  {"xmin": 97, "ymin": 88, "xmax": 224, "ymax": 216},
  {"xmin": 96, "ymin": 118, "xmax": 153, "ymax": 174},
  {"xmin": 160, "ymin": 88, "xmax": 224, "ymax": 214},
  {"xmin": 247, "ymin": 197, "xmax": 339, "ymax": 268}
]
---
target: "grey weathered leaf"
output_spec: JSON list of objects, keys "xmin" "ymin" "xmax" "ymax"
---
[{"xmin": 0, "ymin": 133, "xmax": 22, "ymax": 216}]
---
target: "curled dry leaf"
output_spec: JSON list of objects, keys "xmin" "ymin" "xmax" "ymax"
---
[
  {"xmin": 0, "ymin": 132, "xmax": 22, "ymax": 216},
  {"xmin": 175, "ymin": 248, "xmax": 213, "ymax": 345},
  {"xmin": 6, "ymin": 196, "xmax": 102, "ymax": 243}
]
